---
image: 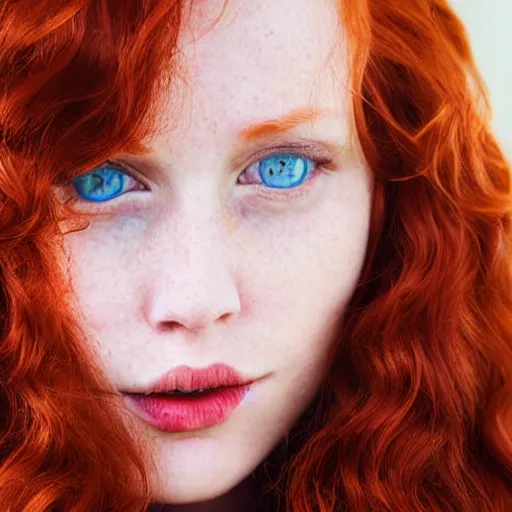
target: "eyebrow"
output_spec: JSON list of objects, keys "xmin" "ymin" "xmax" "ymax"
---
[{"xmin": 238, "ymin": 107, "xmax": 332, "ymax": 142}]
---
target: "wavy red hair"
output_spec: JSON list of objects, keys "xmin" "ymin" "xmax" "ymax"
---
[{"xmin": 0, "ymin": 0, "xmax": 511, "ymax": 510}]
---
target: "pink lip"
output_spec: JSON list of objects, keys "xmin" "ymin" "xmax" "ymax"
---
[{"xmin": 124, "ymin": 364, "xmax": 253, "ymax": 433}]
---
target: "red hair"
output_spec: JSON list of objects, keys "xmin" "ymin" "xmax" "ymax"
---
[{"xmin": 0, "ymin": 0, "xmax": 511, "ymax": 510}]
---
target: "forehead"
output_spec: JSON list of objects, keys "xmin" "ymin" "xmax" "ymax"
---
[{"xmin": 155, "ymin": 0, "xmax": 348, "ymax": 141}]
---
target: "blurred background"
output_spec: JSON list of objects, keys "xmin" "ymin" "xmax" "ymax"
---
[{"xmin": 451, "ymin": 0, "xmax": 511, "ymax": 159}]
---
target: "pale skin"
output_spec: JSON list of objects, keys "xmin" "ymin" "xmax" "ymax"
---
[{"xmin": 57, "ymin": 0, "xmax": 374, "ymax": 510}]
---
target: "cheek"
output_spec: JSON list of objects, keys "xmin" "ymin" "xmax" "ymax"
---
[
  {"xmin": 236, "ymin": 186, "xmax": 371, "ymax": 363},
  {"xmin": 60, "ymin": 223, "xmax": 145, "ymax": 340},
  {"xmin": 240, "ymin": 204, "xmax": 370, "ymax": 411}
]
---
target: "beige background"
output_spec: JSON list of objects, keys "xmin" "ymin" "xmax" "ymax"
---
[{"xmin": 451, "ymin": 0, "xmax": 512, "ymax": 159}]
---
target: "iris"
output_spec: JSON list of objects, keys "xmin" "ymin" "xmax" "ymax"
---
[
  {"xmin": 258, "ymin": 153, "xmax": 312, "ymax": 189},
  {"xmin": 72, "ymin": 166, "xmax": 131, "ymax": 202}
]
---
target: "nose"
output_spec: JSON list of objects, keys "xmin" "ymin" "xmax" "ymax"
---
[{"xmin": 141, "ymin": 213, "xmax": 241, "ymax": 334}]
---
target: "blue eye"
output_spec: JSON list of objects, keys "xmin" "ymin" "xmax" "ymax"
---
[
  {"xmin": 257, "ymin": 153, "xmax": 313, "ymax": 189},
  {"xmin": 72, "ymin": 165, "xmax": 141, "ymax": 202}
]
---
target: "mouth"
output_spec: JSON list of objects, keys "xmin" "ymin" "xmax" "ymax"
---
[
  {"xmin": 138, "ymin": 363, "xmax": 251, "ymax": 394},
  {"xmin": 122, "ymin": 364, "xmax": 255, "ymax": 433},
  {"xmin": 136, "ymin": 385, "xmax": 236, "ymax": 397},
  {"xmin": 151, "ymin": 389, "xmax": 212, "ymax": 396},
  {"xmin": 123, "ymin": 384, "xmax": 252, "ymax": 433}
]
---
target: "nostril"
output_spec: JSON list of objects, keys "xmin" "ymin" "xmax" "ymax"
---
[
  {"xmin": 218, "ymin": 311, "xmax": 233, "ymax": 324},
  {"xmin": 157, "ymin": 320, "xmax": 185, "ymax": 333}
]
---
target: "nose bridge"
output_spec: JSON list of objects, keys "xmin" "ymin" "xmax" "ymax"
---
[{"xmin": 141, "ymin": 203, "xmax": 241, "ymax": 333}]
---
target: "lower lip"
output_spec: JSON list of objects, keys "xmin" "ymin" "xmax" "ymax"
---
[{"xmin": 125, "ymin": 385, "xmax": 251, "ymax": 433}]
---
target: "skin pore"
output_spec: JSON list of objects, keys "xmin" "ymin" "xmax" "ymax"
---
[{"xmin": 57, "ymin": 0, "xmax": 373, "ymax": 509}]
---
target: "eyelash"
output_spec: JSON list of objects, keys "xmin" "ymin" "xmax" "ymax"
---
[{"xmin": 64, "ymin": 150, "xmax": 332, "ymax": 205}]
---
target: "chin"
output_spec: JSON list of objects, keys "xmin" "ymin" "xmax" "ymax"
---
[
  {"xmin": 152, "ymin": 483, "xmax": 231, "ymax": 505},
  {"xmin": 148, "ymin": 457, "xmax": 252, "ymax": 505}
]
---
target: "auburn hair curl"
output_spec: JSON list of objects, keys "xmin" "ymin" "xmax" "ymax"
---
[{"xmin": 0, "ymin": 0, "xmax": 511, "ymax": 511}]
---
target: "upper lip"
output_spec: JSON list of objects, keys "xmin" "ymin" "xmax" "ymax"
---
[{"xmin": 128, "ymin": 363, "xmax": 253, "ymax": 395}]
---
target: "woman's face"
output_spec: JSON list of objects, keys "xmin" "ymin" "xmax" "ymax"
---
[{"xmin": 59, "ymin": 0, "xmax": 373, "ymax": 504}]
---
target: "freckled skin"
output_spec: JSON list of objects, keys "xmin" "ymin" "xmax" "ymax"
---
[{"xmin": 61, "ymin": 0, "xmax": 373, "ymax": 507}]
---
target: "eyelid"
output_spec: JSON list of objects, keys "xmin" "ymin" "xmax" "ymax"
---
[
  {"xmin": 237, "ymin": 140, "xmax": 335, "ymax": 170},
  {"xmin": 57, "ymin": 160, "xmax": 145, "ymax": 187},
  {"xmin": 106, "ymin": 159, "xmax": 150, "ymax": 189}
]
